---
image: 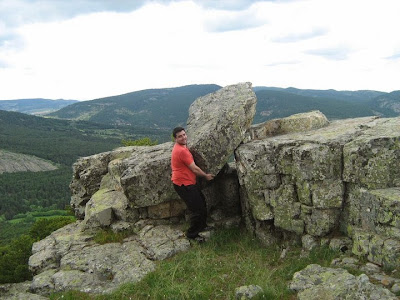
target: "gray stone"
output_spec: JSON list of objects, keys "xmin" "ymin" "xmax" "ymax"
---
[
  {"xmin": 360, "ymin": 262, "xmax": 382, "ymax": 275},
  {"xmin": 0, "ymin": 281, "xmax": 48, "ymax": 300},
  {"xmin": 137, "ymin": 225, "xmax": 191, "ymax": 260},
  {"xmin": 302, "ymin": 234, "xmax": 318, "ymax": 251},
  {"xmin": 70, "ymin": 148, "xmax": 135, "ymax": 218},
  {"xmin": 391, "ymin": 283, "xmax": 400, "ymax": 293},
  {"xmin": 235, "ymin": 284, "xmax": 263, "ymax": 299},
  {"xmin": 245, "ymin": 110, "xmax": 329, "ymax": 142},
  {"xmin": 290, "ymin": 264, "xmax": 397, "ymax": 300},
  {"xmin": 329, "ymin": 237, "xmax": 353, "ymax": 252},
  {"xmin": 343, "ymin": 117, "xmax": 400, "ymax": 189},
  {"xmin": 187, "ymin": 82, "xmax": 257, "ymax": 175},
  {"xmin": 28, "ymin": 224, "xmax": 190, "ymax": 295}
]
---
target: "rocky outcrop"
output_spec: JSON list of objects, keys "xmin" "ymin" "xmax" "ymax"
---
[
  {"xmin": 244, "ymin": 110, "xmax": 329, "ymax": 142},
  {"xmin": 26, "ymin": 83, "xmax": 255, "ymax": 297},
  {"xmin": 235, "ymin": 115, "xmax": 400, "ymax": 270},
  {"xmin": 28, "ymin": 222, "xmax": 190, "ymax": 295},
  {"xmin": 70, "ymin": 82, "xmax": 256, "ymax": 225},
  {"xmin": 289, "ymin": 264, "xmax": 397, "ymax": 299},
  {"xmin": 0, "ymin": 149, "xmax": 58, "ymax": 174}
]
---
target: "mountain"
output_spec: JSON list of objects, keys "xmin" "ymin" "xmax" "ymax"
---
[
  {"xmin": 47, "ymin": 84, "xmax": 222, "ymax": 128},
  {"xmin": 366, "ymin": 90, "xmax": 400, "ymax": 117},
  {"xmin": 253, "ymin": 89, "xmax": 378, "ymax": 123},
  {"xmin": 253, "ymin": 86, "xmax": 386, "ymax": 103},
  {"xmin": 0, "ymin": 99, "xmax": 79, "ymax": 115},
  {"xmin": 46, "ymin": 85, "xmax": 399, "ymax": 128}
]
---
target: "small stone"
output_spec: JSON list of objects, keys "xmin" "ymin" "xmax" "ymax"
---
[
  {"xmin": 391, "ymin": 283, "xmax": 400, "ymax": 293},
  {"xmin": 235, "ymin": 285, "xmax": 263, "ymax": 299},
  {"xmin": 280, "ymin": 248, "xmax": 288, "ymax": 259},
  {"xmin": 370, "ymin": 274, "xmax": 396, "ymax": 287},
  {"xmin": 302, "ymin": 234, "xmax": 318, "ymax": 251},
  {"xmin": 360, "ymin": 262, "xmax": 381, "ymax": 274}
]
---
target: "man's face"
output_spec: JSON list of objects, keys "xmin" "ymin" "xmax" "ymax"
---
[{"xmin": 175, "ymin": 130, "xmax": 187, "ymax": 145}]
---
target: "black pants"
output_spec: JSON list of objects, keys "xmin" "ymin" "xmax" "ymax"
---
[{"xmin": 173, "ymin": 184, "xmax": 207, "ymax": 238}]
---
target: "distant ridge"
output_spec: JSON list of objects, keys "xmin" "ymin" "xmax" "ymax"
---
[
  {"xmin": 47, "ymin": 84, "xmax": 221, "ymax": 128},
  {"xmin": 3, "ymin": 85, "xmax": 399, "ymax": 130},
  {"xmin": 47, "ymin": 84, "xmax": 400, "ymax": 128},
  {"xmin": 0, "ymin": 99, "xmax": 78, "ymax": 115}
]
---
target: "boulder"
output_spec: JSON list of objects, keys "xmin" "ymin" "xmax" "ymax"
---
[
  {"xmin": 343, "ymin": 117, "xmax": 400, "ymax": 189},
  {"xmin": 187, "ymin": 82, "xmax": 257, "ymax": 175},
  {"xmin": 245, "ymin": 110, "xmax": 329, "ymax": 142},
  {"xmin": 29, "ymin": 223, "xmax": 190, "ymax": 295},
  {"xmin": 235, "ymin": 285, "xmax": 263, "ymax": 299},
  {"xmin": 0, "ymin": 281, "xmax": 48, "ymax": 300},
  {"xmin": 70, "ymin": 147, "xmax": 137, "ymax": 218},
  {"xmin": 289, "ymin": 264, "xmax": 397, "ymax": 300}
]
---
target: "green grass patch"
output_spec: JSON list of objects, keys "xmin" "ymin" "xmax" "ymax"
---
[
  {"xmin": 93, "ymin": 228, "xmax": 133, "ymax": 245},
  {"xmin": 52, "ymin": 227, "xmax": 340, "ymax": 299}
]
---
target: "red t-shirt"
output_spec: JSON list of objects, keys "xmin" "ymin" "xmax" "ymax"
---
[{"xmin": 171, "ymin": 143, "xmax": 196, "ymax": 186}]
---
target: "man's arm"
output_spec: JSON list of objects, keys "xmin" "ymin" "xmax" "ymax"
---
[{"xmin": 188, "ymin": 162, "xmax": 214, "ymax": 181}]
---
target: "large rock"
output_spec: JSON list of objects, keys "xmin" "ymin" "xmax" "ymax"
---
[
  {"xmin": 29, "ymin": 223, "xmax": 190, "ymax": 295},
  {"xmin": 236, "ymin": 114, "xmax": 400, "ymax": 267},
  {"xmin": 70, "ymin": 147, "xmax": 137, "ymax": 218},
  {"xmin": 236, "ymin": 116, "xmax": 377, "ymax": 237},
  {"xmin": 290, "ymin": 264, "xmax": 397, "ymax": 300},
  {"xmin": 343, "ymin": 117, "xmax": 400, "ymax": 189},
  {"xmin": 187, "ymin": 82, "xmax": 257, "ymax": 175},
  {"xmin": 245, "ymin": 110, "xmax": 329, "ymax": 142}
]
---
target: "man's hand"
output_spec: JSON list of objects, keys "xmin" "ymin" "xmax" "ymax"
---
[
  {"xmin": 204, "ymin": 173, "xmax": 214, "ymax": 181},
  {"xmin": 188, "ymin": 162, "xmax": 215, "ymax": 181}
]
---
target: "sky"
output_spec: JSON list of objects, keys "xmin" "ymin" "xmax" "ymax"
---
[{"xmin": 0, "ymin": 0, "xmax": 400, "ymax": 101}]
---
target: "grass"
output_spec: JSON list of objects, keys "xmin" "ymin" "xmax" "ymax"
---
[
  {"xmin": 93, "ymin": 228, "xmax": 134, "ymax": 244},
  {"xmin": 49, "ymin": 227, "xmax": 340, "ymax": 300}
]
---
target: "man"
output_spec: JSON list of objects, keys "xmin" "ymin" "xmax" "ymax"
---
[{"xmin": 171, "ymin": 126, "xmax": 214, "ymax": 241}]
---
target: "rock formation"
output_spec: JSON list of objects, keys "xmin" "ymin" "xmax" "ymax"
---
[
  {"xmin": 236, "ymin": 114, "xmax": 400, "ymax": 271},
  {"xmin": 290, "ymin": 264, "xmax": 397, "ymax": 299},
  {"xmin": 25, "ymin": 82, "xmax": 257, "ymax": 296}
]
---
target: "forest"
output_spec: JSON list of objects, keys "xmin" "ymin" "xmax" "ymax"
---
[{"xmin": 0, "ymin": 108, "xmax": 168, "ymax": 283}]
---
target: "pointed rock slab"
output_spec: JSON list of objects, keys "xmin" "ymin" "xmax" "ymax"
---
[{"xmin": 186, "ymin": 82, "xmax": 257, "ymax": 175}]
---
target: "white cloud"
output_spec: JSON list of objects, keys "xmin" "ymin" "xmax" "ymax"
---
[{"xmin": 0, "ymin": 0, "xmax": 400, "ymax": 100}]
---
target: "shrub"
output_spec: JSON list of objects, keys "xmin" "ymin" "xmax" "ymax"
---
[{"xmin": 121, "ymin": 137, "xmax": 158, "ymax": 146}]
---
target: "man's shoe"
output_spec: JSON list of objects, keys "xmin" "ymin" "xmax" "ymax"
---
[
  {"xmin": 201, "ymin": 225, "xmax": 215, "ymax": 232},
  {"xmin": 187, "ymin": 235, "xmax": 206, "ymax": 244}
]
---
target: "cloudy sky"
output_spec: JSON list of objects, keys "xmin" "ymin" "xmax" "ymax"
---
[{"xmin": 1, "ymin": 0, "xmax": 399, "ymax": 101}]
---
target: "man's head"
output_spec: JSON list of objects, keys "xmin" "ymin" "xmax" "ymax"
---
[{"xmin": 172, "ymin": 127, "xmax": 187, "ymax": 145}]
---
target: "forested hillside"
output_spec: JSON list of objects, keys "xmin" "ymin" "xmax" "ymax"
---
[
  {"xmin": 253, "ymin": 90, "xmax": 378, "ymax": 123},
  {"xmin": 47, "ymin": 84, "xmax": 222, "ymax": 128},
  {"xmin": 253, "ymin": 87, "xmax": 400, "ymax": 120},
  {"xmin": 0, "ymin": 110, "xmax": 169, "ymax": 220},
  {"xmin": 47, "ymin": 85, "xmax": 400, "ymax": 129}
]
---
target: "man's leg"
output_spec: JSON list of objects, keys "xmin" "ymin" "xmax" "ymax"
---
[{"xmin": 174, "ymin": 184, "xmax": 207, "ymax": 238}]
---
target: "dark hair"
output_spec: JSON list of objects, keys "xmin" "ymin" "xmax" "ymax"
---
[{"xmin": 172, "ymin": 126, "xmax": 185, "ymax": 138}]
